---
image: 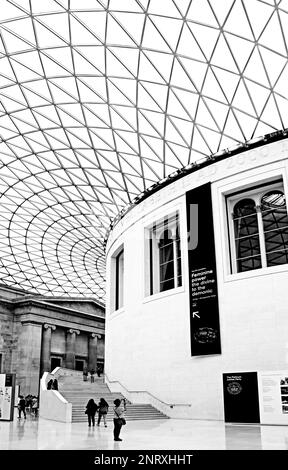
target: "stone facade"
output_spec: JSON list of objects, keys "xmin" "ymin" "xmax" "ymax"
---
[{"xmin": 0, "ymin": 284, "xmax": 105, "ymax": 396}]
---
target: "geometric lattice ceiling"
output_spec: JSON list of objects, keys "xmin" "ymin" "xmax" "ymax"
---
[{"xmin": 1, "ymin": 0, "xmax": 288, "ymax": 300}]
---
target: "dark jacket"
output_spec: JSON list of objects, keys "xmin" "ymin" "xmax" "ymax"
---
[{"xmin": 86, "ymin": 401, "xmax": 98, "ymax": 416}]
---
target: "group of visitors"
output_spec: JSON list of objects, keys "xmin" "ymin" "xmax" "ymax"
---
[
  {"xmin": 85, "ymin": 397, "xmax": 109, "ymax": 427},
  {"xmin": 85, "ymin": 397, "xmax": 127, "ymax": 441},
  {"xmin": 83, "ymin": 366, "xmax": 102, "ymax": 382},
  {"xmin": 17, "ymin": 394, "xmax": 38, "ymax": 419},
  {"xmin": 46, "ymin": 378, "xmax": 58, "ymax": 390}
]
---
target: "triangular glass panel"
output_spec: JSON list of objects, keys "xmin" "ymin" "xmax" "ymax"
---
[
  {"xmin": 224, "ymin": 0, "xmax": 254, "ymax": 40},
  {"xmin": 231, "ymin": 78, "xmax": 257, "ymax": 116},
  {"xmin": 177, "ymin": 57, "xmax": 207, "ymax": 92},
  {"xmin": 141, "ymin": 17, "xmax": 171, "ymax": 53},
  {"xmin": 244, "ymin": 79, "xmax": 270, "ymax": 115},
  {"xmin": 106, "ymin": 14, "xmax": 136, "ymax": 47},
  {"xmin": 260, "ymin": 95, "xmax": 283, "ymax": 130},
  {"xmin": 243, "ymin": 48, "xmax": 270, "ymax": 87},
  {"xmin": 72, "ymin": 11, "xmax": 107, "ymax": 43},
  {"xmin": 258, "ymin": 12, "xmax": 286, "ymax": 55},
  {"xmin": 34, "ymin": 19, "xmax": 67, "ymax": 48},
  {"xmin": 177, "ymin": 23, "xmax": 206, "ymax": 61},
  {"xmin": 111, "ymin": 12, "xmax": 145, "ymax": 44},
  {"xmin": 211, "ymin": 34, "xmax": 238, "ymax": 73},
  {"xmin": 151, "ymin": 16, "xmax": 183, "ymax": 51},
  {"xmin": 202, "ymin": 68, "xmax": 228, "ymax": 103},
  {"xmin": 106, "ymin": 49, "xmax": 134, "ymax": 78},
  {"xmin": 274, "ymin": 95, "xmax": 288, "ymax": 128},
  {"xmin": 259, "ymin": 46, "xmax": 287, "ymax": 87},
  {"xmin": 186, "ymin": 0, "xmax": 218, "ymax": 27},
  {"xmin": 7, "ymin": 17, "xmax": 36, "ymax": 45},
  {"xmin": 138, "ymin": 82, "xmax": 163, "ymax": 112},
  {"xmin": 40, "ymin": 13, "xmax": 70, "ymax": 43}
]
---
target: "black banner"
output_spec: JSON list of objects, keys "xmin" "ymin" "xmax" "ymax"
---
[
  {"xmin": 186, "ymin": 183, "xmax": 221, "ymax": 356},
  {"xmin": 223, "ymin": 372, "xmax": 260, "ymax": 423}
]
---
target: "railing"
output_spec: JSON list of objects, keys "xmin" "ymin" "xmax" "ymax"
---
[
  {"xmin": 39, "ymin": 369, "xmax": 72, "ymax": 423},
  {"xmin": 105, "ymin": 374, "xmax": 192, "ymax": 419}
]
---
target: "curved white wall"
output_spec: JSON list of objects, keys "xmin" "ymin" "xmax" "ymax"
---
[{"xmin": 105, "ymin": 138, "xmax": 288, "ymax": 420}]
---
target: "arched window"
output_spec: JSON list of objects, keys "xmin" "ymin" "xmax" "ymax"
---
[
  {"xmin": 233, "ymin": 198, "xmax": 261, "ymax": 272},
  {"xmin": 261, "ymin": 190, "xmax": 288, "ymax": 267},
  {"xmin": 229, "ymin": 181, "xmax": 288, "ymax": 273}
]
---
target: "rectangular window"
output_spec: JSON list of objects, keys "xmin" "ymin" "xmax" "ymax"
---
[
  {"xmin": 148, "ymin": 212, "xmax": 182, "ymax": 295},
  {"xmin": 115, "ymin": 248, "xmax": 124, "ymax": 310},
  {"xmin": 227, "ymin": 180, "xmax": 288, "ymax": 273}
]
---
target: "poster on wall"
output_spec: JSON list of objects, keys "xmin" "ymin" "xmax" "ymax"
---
[
  {"xmin": 223, "ymin": 372, "xmax": 260, "ymax": 423},
  {"xmin": 0, "ymin": 373, "xmax": 16, "ymax": 421},
  {"xmin": 258, "ymin": 370, "xmax": 288, "ymax": 425},
  {"xmin": 186, "ymin": 182, "xmax": 221, "ymax": 356}
]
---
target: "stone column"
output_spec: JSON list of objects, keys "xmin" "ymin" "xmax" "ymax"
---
[
  {"xmin": 66, "ymin": 329, "xmax": 80, "ymax": 370},
  {"xmin": 19, "ymin": 322, "xmax": 43, "ymax": 396},
  {"xmin": 41, "ymin": 324, "xmax": 56, "ymax": 374},
  {"xmin": 88, "ymin": 333, "xmax": 101, "ymax": 371}
]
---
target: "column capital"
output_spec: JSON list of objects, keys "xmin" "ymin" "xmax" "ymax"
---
[
  {"xmin": 43, "ymin": 323, "xmax": 56, "ymax": 331},
  {"xmin": 90, "ymin": 333, "xmax": 101, "ymax": 339},
  {"xmin": 68, "ymin": 328, "xmax": 80, "ymax": 335}
]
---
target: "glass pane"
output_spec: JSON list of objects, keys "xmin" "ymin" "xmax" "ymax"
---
[
  {"xmin": 233, "ymin": 198, "xmax": 261, "ymax": 272},
  {"xmin": 158, "ymin": 228, "xmax": 174, "ymax": 292},
  {"xmin": 237, "ymin": 255, "xmax": 262, "ymax": 272},
  {"xmin": 160, "ymin": 278, "xmax": 175, "ymax": 292},
  {"xmin": 160, "ymin": 260, "xmax": 174, "ymax": 283},
  {"xmin": 267, "ymin": 250, "xmax": 288, "ymax": 267},
  {"xmin": 261, "ymin": 190, "xmax": 288, "ymax": 267}
]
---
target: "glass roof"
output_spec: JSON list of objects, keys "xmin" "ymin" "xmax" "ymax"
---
[{"xmin": 1, "ymin": 0, "xmax": 288, "ymax": 300}]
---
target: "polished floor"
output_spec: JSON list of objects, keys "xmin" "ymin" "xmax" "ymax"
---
[{"xmin": 1, "ymin": 410, "xmax": 288, "ymax": 450}]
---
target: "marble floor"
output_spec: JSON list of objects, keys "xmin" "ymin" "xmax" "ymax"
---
[{"xmin": 1, "ymin": 410, "xmax": 288, "ymax": 450}]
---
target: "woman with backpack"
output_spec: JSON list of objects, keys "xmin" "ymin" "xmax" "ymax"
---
[{"xmin": 97, "ymin": 398, "xmax": 109, "ymax": 427}]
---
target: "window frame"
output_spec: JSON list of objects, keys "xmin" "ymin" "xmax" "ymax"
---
[
  {"xmin": 147, "ymin": 211, "xmax": 182, "ymax": 296},
  {"xmin": 115, "ymin": 248, "xmax": 124, "ymax": 311},
  {"xmin": 227, "ymin": 179, "xmax": 288, "ymax": 274}
]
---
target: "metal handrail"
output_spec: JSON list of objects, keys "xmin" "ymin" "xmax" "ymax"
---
[{"xmin": 105, "ymin": 374, "xmax": 191, "ymax": 408}]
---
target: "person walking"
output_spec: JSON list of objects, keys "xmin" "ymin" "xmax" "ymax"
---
[
  {"xmin": 85, "ymin": 398, "xmax": 98, "ymax": 427},
  {"xmin": 83, "ymin": 367, "xmax": 88, "ymax": 382},
  {"xmin": 31, "ymin": 396, "xmax": 38, "ymax": 417},
  {"xmin": 97, "ymin": 398, "xmax": 109, "ymax": 427},
  {"xmin": 90, "ymin": 369, "xmax": 95, "ymax": 383},
  {"xmin": 18, "ymin": 395, "xmax": 26, "ymax": 419},
  {"xmin": 113, "ymin": 398, "xmax": 126, "ymax": 441}
]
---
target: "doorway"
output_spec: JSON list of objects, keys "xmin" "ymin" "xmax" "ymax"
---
[
  {"xmin": 50, "ymin": 356, "xmax": 62, "ymax": 372},
  {"xmin": 75, "ymin": 359, "xmax": 85, "ymax": 371}
]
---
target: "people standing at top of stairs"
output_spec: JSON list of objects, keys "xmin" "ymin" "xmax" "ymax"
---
[
  {"xmin": 47, "ymin": 378, "xmax": 53, "ymax": 390},
  {"xmin": 90, "ymin": 369, "xmax": 95, "ymax": 383},
  {"xmin": 83, "ymin": 367, "xmax": 88, "ymax": 382},
  {"xmin": 85, "ymin": 398, "xmax": 98, "ymax": 427},
  {"xmin": 97, "ymin": 398, "xmax": 109, "ymax": 427},
  {"xmin": 52, "ymin": 378, "xmax": 58, "ymax": 390}
]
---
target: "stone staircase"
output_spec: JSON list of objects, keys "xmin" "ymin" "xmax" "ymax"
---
[{"xmin": 58, "ymin": 373, "xmax": 168, "ymax": 422}]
